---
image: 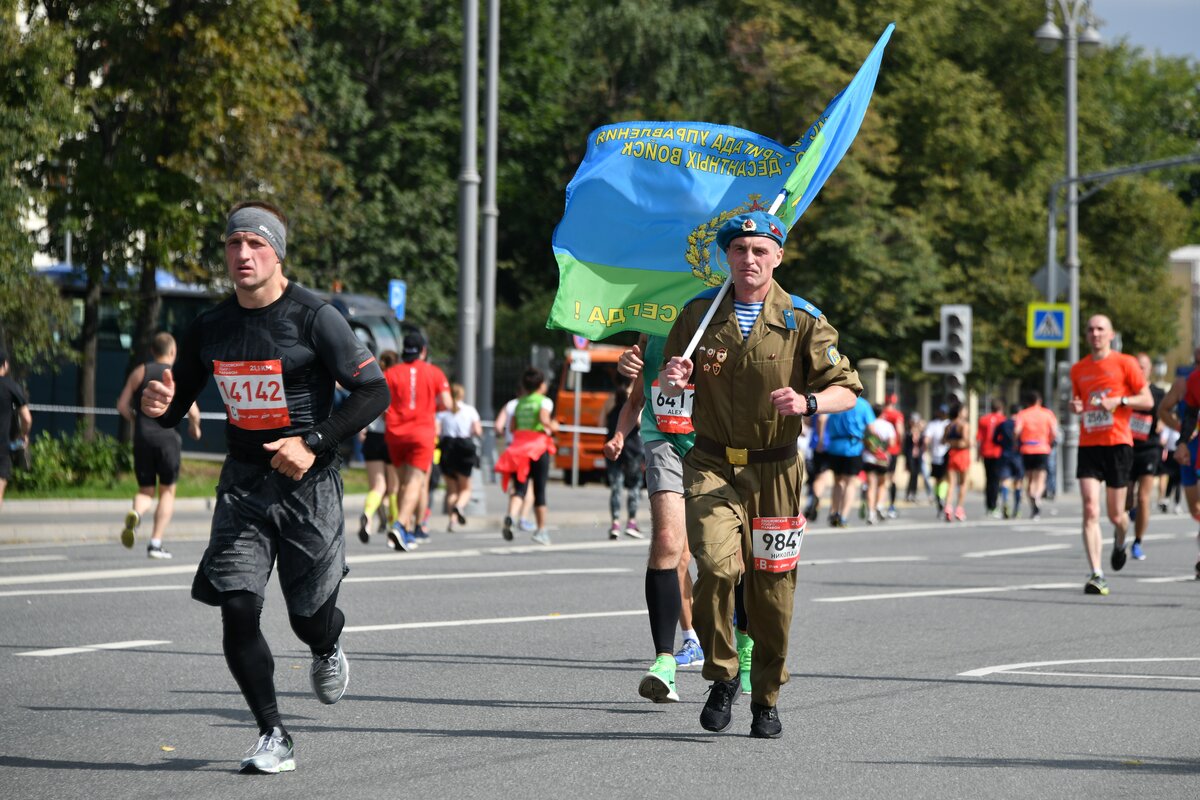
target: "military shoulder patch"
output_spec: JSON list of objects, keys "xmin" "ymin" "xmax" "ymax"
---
[
  {"xmin": 826, "ymin": 344, "xmax": 841, "ymax": 366},
  {"xmin": 790, "ymin": 295, "xmax": 821, "ymax": 318}
]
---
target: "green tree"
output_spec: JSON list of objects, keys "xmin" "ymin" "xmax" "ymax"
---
[
  {"xmin": 0, "ymin": 2, "xmax": 81, "ymax": 372},
  {"xmin": 40, "ymin": 0, "xmax": 350, "ymax": 433}
]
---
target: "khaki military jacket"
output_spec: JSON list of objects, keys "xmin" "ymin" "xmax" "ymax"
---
[{"xmin": 663, "ymin": 280, "xmax": 862, "ymax": 451}]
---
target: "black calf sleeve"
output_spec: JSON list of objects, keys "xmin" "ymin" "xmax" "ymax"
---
[
  {"xmin": 645, "ymin": 568, "xmax": 681, "ymax": 656},
  {"xmin": 220, "ymin": 591, "xmax": 282, "ymax": 733},
  {"xmin": 289, "ymin": 587, "xmax": 345, "ymax": 657}
]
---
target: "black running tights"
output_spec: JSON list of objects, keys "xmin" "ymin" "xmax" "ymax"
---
[{"xmin": 219, "ymin": 588, "xmax": 345, "ymax": 732}]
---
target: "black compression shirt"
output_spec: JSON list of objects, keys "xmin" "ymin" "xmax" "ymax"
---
[{"xmin": 158, "ymin": 282, "xmax": 388, "ymax": 465}]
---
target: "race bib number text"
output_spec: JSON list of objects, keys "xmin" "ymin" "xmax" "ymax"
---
[
  {"xmin": 214, "ymin": 359, "xmax": 291, "ymax": 431},
  {"xmin": 751, "ymin": 515, "xmax": 806, "ymax": 573},
  {"xmin": 1082, "ymin": 390, "xmax": 1113, "ymax": 433},
  {"xmin": 650, "ymin": 379, "xmax": 695, "ymax": 435},
  {"xmin": 1130, "ymin": 412, "xmax": 1152, "ymax": 442}
]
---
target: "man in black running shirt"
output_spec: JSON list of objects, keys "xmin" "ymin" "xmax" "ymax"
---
[{"xmin": 142, "ymin": 201, "xmax": 389, "ymax": 774}]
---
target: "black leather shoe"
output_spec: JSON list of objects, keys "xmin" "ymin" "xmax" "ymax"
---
[
  {"xmin": 750, "ymin": 701, "xmax": 783, "ymax": 738},
  {"xmin": 700, "ymin": 677, "xmax": 739, "ymax": 732}
]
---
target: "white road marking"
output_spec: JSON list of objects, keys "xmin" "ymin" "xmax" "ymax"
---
[
  {"xmin": 345, "ymin": 609, "xmax": 645, "ymax": 634},
  {"xmin": 1137, "ymin": 575, "xmax": 1197, "ymax": 584},
  {"xmin": 800, "ymin": 556, "xmax": 928, "ymax": 566},
  {"xmin": 961, "ymin": 544, "xmax": 1072, "ymax": 558},
  {"xmin": 959, "ymin": 657, "xmax": 1200, "ymax": 678},
  {"xmin": 0, "ymin": 585, "xmax": 189, "ymax": 598},
  {"xmin": 0, "ymin": 568, "xmax": 632, "ymax": 598},
  {"xmin": 996, "ymin": 670, "xmax": 1200, "ymax": 682},
  {"xmin": 0, "ymin": 565, "xmax": 196, "ymax": 586},
  {"xmin": 813, "ymin": 582, "xmax": 1077, "ymax": 603},
  {"xmin": 344, "ymin": 568, "xmax": 630, "ymax": 584},
  {"xmin": 0, "ymin": 555, "xmax": 66, "ymax": 564},
  {"xmin": 17, "ymin": 639, "xmax": 171, "ymax": 658}
]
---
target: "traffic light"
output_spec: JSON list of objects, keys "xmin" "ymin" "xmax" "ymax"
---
[
  {"xmin": 922, "ymin": 304, "xmax": 973, "ymax": 375},
  {"xmin": 945, "ymin": 372, "xmax": 967, "ymax": 406}
]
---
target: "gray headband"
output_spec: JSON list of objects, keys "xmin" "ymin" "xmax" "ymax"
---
[{"xmin": 225, "ymin": 207, "xmax": 287, "ymax": 261}]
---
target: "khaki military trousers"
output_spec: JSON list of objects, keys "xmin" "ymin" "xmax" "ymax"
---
[{"xmin": 683, "ymin": 447, "xmax": 805, "ymax": 707}]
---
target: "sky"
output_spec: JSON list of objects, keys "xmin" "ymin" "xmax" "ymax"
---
[{"xmin": 1093, "ymin": 0, "xmax": 1200, "ymax": 60}]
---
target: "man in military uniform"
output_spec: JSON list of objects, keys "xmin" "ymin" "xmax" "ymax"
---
[{"xmin": 660, "ymin": 210, "xmax": 861, "ymax": 738}]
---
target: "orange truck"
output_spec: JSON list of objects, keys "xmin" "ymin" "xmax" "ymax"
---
[{"xmin": 554, "ymin": 344, "xmax": 625, "ymax": 483}]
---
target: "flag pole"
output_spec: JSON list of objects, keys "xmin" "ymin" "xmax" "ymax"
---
[{"xmin": 673, "ymin": 189, "xmax": 788, "ymax": 372}]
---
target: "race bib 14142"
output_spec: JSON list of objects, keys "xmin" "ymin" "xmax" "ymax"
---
[{"xmin": 213, "ymin": 359, "xmax": 291, "ymax": 431}]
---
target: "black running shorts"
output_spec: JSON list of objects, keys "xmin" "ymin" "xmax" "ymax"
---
[
  {"xmin": 1076, "ymin": 445, "xmax": 1133, "ymax": 488},
  {"xmin": 133, "ymin": 439, "xmax": 182, "ymax": 487},
  {"xmin": 1128, "ymin": 446, "xmax": 1162, "ymax": 481},
  {"xmin": 192, "ymin": 455, "xmax": 347, "ymax": 617}
]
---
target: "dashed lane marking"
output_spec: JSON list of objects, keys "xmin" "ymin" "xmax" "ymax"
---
[
  {"xmin": 959, "ymin": 657, "xmax": 1200, "ymax": 680},
  {"xmin": 0, "ymin": 555, "xmax": 67, "ymax": 564},
  {"xmin": 0, "ymin": 568, "xmax": 633, "ymax": 598},
  {"xmin": 813, "ymin": 582, "xmax": 1077, "ymax": 603},
  {"xmin": 344, "ymin": 609, "xmax": 646, "ymax": 634},
  {"xmin": 961, "ymin": 544, "xmax": 1072, "ymax": 558},
  {"xmin": 17, "ymin": 639, "xmax": 171, "ymax": 657}
]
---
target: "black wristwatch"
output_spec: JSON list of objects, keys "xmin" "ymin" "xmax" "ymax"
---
[
  {"xmin": 303, "ymin": 430, "xmax": 326, "ymax": 454},
  {"xmin": 803, "ymin": 393, "xmax": 819, "ymax": 417}
]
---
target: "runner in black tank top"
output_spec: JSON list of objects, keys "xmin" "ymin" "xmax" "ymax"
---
[{"xmin": 115, "ymin": 331, "xmax": 202, "ymax": 558}]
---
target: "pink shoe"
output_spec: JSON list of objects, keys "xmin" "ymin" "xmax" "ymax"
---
[
  {"xmin": 955, "ymin": 506, "xmax": 966, "ymax": 522},
  {"xmin": 609, "ymin": 521, "xmax": 621, "ymax": 540},
  {"xmin": 624, "ymin": 520, "xmax": 644, "ymax": 539}
]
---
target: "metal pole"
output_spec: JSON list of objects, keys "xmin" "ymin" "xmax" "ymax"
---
[
  {"xmin": 571, "ymin": 377, "xmax": 581, "ymax": 487},
  {"xmin": 1044, "ymin": 187, "xmax": 1058, "ymax": 405},
  {"xmin": 1061, "ymin": 6, "xmax": 1080, "ymax": 494},
  {"xmin": 457, "ymin": 0, "xmax": 480, "ymax": 407},
  {"xmin": 479, "ymin": 0, "xmax": 500, "ymax": 472}
]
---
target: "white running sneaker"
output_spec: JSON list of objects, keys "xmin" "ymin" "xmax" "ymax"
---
[
  {"xmin": 310, "ymin": 641, "xmax": 349, "ymax": 704},
  {"xmin": 240, "ymin": 727, "xmax": 295, "ymax": 774}
]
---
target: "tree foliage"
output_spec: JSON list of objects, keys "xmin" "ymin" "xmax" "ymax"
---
[
  {"xmin": 12, "ymin": 0, "xmax": 1200, "ymax": 398},
  {"xmin": 0, "ymin": 2, "xmax": 80, "ymax": 371}
]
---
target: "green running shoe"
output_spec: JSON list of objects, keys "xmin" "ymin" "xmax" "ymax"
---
[
  {"xmin": 638, "ymin": 654, "xmax": 679, "ymax": 703},
  {"xmin": 1084, "ymin": 573, "xmax": 1109, "ymax": 596},
  {"xmin": 736, "ymin": 630, "xmax": 754, "ymax": 695},
  {"xmin": 120, "ymin": 509, "xmax": 140, "ymax": 549}
]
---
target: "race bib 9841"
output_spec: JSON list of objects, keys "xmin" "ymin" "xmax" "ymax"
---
[
  {"xmin": 751, "ymin": 515, "xmax": 806, "ymax": 573},
  {"xmin": 650, "ymin": 380, "xmax": 694, "ymax": 435},
  {"xmin": 213, "ymin": 359, "xmax": 291, "ymax": 431}
]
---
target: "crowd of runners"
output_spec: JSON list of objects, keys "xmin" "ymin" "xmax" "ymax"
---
[{"xmin": 5, "ymin": 200, "xmax": 1200, "ymax": 770}]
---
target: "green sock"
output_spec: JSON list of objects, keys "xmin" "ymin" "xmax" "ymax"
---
[{"xmin": 363, "ymin": 490, "xmax": 383, "ymax": 518}]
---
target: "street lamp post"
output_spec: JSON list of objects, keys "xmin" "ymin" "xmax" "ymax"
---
[{"xmin": 1035, "ymin": 0, "xmax": 1100, "ymax": 495}]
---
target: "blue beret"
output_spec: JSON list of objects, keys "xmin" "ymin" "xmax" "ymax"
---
[{"xmin": 716, "ymin": 211, "xmax": 787, "ymax": 251}]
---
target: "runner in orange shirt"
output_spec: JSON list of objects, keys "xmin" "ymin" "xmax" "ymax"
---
[
  {"xmin": 1068, "ymin": 314, "xmax": 1152, "ymax": 596},
  {"xmin": 1013, "ymin": 391, "xmax": 1059, "ymax": 520}
]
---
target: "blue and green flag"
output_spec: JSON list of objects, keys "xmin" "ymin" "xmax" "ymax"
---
[{"xmin": 548, "ymin": 23, "xmax": 894, "ymax": 339}]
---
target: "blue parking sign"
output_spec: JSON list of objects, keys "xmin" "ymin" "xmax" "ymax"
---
[{"xmin": 388, "ymin": 279, "xmax": 407, "ymax": 321}]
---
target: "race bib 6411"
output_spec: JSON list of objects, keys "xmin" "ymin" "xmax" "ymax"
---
[
  {"xmin": 650, "ymin": 379, "xmax": 694, "ymax": 435},
  {"xmin": 213, "ymin": 359, "xmax": 290, "ymax": 430}
]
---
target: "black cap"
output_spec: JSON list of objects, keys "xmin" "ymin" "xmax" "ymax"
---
[{"xmin": 401, "ymin": 332, "xmax": 425, "ymax": 362}]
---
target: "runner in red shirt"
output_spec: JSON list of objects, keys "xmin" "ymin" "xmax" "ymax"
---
[
  {"xmin": 879, "ymin": 393, "xmax": 905, "ymax": 518},
  {"xmin": 382, "ymin": 332, "xmax": 451, "ymax": 550},
  {"xmin": 976, "ymin": 398, "xmax": 1006, "ymax": 518},
  {"xmin": 1068, "ymin": 314, "xmax": 1152, "ymax": 596}
]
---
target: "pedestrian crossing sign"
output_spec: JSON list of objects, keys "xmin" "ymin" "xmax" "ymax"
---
[{"xmin": 1026, "ymin": 302, "xmax": 1070, "ymax": 348}]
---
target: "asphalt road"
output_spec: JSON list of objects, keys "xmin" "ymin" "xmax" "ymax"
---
[{"xmin": 2, "ymin": 489, "xmax": 1199, "ymax": 799}]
